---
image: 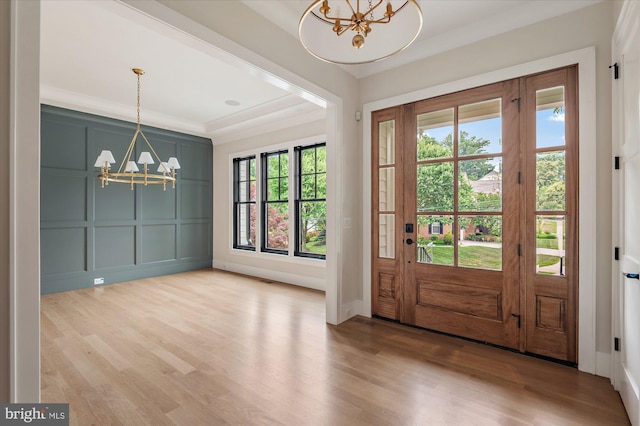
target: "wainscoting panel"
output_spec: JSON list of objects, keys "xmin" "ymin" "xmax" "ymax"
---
[{"xmin": 40, "ymin": 105, "xmax": 213, "ymax": 294}]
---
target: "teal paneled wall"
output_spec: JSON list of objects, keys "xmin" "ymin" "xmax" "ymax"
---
[{"xmin": 40, "ymin": 105, "xmax": 213, "ymax": 294}]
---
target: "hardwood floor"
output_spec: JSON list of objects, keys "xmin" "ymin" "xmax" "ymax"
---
[{"xmin": 41, "ymin": 269, "xmax": 629, "ymax": 425}]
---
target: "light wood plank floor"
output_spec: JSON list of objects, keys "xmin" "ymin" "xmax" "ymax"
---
[{"xmin": 41, "ymin": 269, "xmax": 629, "ymax": 425}]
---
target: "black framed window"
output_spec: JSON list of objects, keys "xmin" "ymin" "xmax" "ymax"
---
[
  {"xmin": 233, "ymin": 156, "xmax": 256, "ymax": 250},
  {"xmin": 295, "ymin": 143, "xmax": 326, "ymax": 259},
  {"xmin": 261, "ymin": 150, "xmax": 289, "ymax": 254}
]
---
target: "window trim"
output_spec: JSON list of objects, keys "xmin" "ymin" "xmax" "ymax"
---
[
  {"xmin": 232, "ymin": 155, "xmax": 256, "ymax": 251},
  {"xmin": 295, "ymin": 142, "xmax": 327, "ymax": 260}
]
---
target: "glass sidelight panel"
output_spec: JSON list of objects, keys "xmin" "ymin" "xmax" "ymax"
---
[
  {"xmin": 379, "ymin": 214, "xmax": 395, "ymax": 259},
  {"xmin": 416, "ymin": 215, "xmax": 454, "ymax": 265},
  {"xmin": 536, "ymin": 86, "xmax": 565, "ymax": 149},
  {"xmin": 536, "ymin": 150, "xmax": 566, "ymax": 211},
  {"xmin": 379, "ymin": 120, "xmax": 395, "ymax": 165},
  {"xmin": 417, "ymin": 108, "xmax": 454, "ymax": 160},
  {"xmin": 458, "ymin": 215, "xmax": 502, "ymax": 271},
  {"xmin": 459, "ymin": 157, "xmax": 502, "ymax": 212},
  {"xmin": 536, "ymin": 215, "xmax": 566, "ymax": 276},
  {"xmin": 417, "ymin": 162, "xmax": 454, "ymax": 212},
  {"xmin": 459, "ymin": 98, "xmax": 502, "ymax": 155},
  {"xmin": 379, "ymin": 167, "xmax": 396, "ymax": 211}
]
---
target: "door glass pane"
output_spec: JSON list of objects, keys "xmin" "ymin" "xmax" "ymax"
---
[
  {"xmin": 459, "ymin": 98, "xmax": 502, "ymax": 155},
  {"xmin": 459, "ymin": 157, "xmax": 502, "ymax": 212},
  {"xmin": 536, "ymin": 86, "xmax": 565, "ymax": 148},
  {"xmin": 536, "ymin": 150, "xmax": 565, "ymax": 211},
  {"xmin": 379, "ymin": 167, "xmax": 395, "ymax": 211},
  {"xmin": 379, "ymin": 120, "xmax": 395, "ymax": 165},
  {"xmin": 417, "ymin": 108, "xmax": 454, "ymax": 160},
  {"xmin": 536, "ymin": 215, "xmax": 566, "ymax": 276},
  {"xmin": 458, "ymin": 215, "xmax": 502, "ymax": 271},
  {"xmin": 379, "ymin": 214, "xmax": 395, "ymax": 259},
  {"xmin": 417, "ymin": 162, "xmax": 454, "ymax": 212},
  {"xmin": 416, "ymin": 215, "xmax": 454, "ymax": 265}
]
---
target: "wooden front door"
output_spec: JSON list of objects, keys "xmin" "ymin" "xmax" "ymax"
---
[{"xmin": 372, "ymin": 66, "xmax": 578, "ymax": 362}]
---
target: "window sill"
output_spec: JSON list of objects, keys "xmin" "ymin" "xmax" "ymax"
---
[{"xmin": 229, "ymin": 247, "xmax": 326, "ymax": 267}]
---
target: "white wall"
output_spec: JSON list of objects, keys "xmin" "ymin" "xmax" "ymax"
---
[
  {"xmin": 359, "ymin": 1, "xmax": 615, "ymax": 359},
  {"xmin": 212, "ymin": 120, "xmax": 327, "ymax": 290},
  {"xmin": 153, "ymin": 0, "xmax": 362, "ymax": 322}
]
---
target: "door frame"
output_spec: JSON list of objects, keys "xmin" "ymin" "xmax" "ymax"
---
[{"xmin": 362, "ymin": 46, "xmax": 599, "ymax": 374}]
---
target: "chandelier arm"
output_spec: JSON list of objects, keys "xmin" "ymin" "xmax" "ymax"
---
[
  {"xmin": 370, "ymin": 16, "xmax": 392, "ymax": 24},
  {"xmin": 138, "ymin": 130, "xmax": 166, "ymax": 167},
  {"xmin": 344, "ymin": 0, "xmax": 358, "ymax": 17},
  {"xmin": 116, "ymin": 129, "xmax": 141, "ymax": 174},
  {"xmin": 336, "ymin": 23, "xmax": 354, "ymax": 36}
]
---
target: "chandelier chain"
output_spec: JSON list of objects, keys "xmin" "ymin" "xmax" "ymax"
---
[
  {"xmin": 136, "ymin": 73, "xmax": 141, "ymax": 130},
  {"xmin": 368, "ymin": 0, "xmax": 374, "ymax": 21}
]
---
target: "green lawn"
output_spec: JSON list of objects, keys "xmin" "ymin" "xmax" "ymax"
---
[
  {"xmin": 536, "ymin": 254, "xmax": 560, "ymax": 267},
  {"xmin": 429, "ymin": 246, "xmax": 502, "ymax": 270},
  {"xmin": 305, "ymin": 241, "xmax": 326, "ymax": 255},
  {"xmin": 538, "ymin": 219, "xmax": 558, "ymax": 234},
  {"xmin": 425, "ymin": 245, "xmax": 559, "ymax": 270},
  {"xmin": 536, "ymin": 238, "xmax": 559, "ymax": 249}
]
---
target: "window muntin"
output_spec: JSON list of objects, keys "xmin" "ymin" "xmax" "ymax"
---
[
  {"xmin": 296, "ymin": 143, "xmax": 327, "ymax": 259},
  {"xmin": 416, "ymin": 97, "xmax": 504, "ymax": 271},
  {"xmin": 233, "ymin": 156, "xmax": 256, "ymax": 250}
]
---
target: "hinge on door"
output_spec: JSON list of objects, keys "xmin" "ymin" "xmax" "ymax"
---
[
  {"xmin": 511, "ymin": 313, "xmax": 521, "ymax": 328},
  {"xmin": 517, "ymin": 171, "xmax": 521, "ymax": 184},
  {"xmin": 614, "ymin": 337, "xmax": 620, "ymax": 351},
  {"xmin": 511, "ymin": 97, "xmax": 521, "ymax": 112},
  {"xmin": 609, "ymin": 63, "xmax": 619, "ymax": 80},
  {"xmin": 615, "ymin": 156, "xmax": 620, "ymax": 170},
  {"xmin": 615, "ymin": 247, "xmax": 620, "ymax": 261},
  {"xmin": 517, "ymin": 244, "xmax": 521, "ymax": 256}
]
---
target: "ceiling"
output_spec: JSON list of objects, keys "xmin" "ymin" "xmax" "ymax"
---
[{"xmin": 40, "ymin": 0, "xmax": 601, "ymax": 145}]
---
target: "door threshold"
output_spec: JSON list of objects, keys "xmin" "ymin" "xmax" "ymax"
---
[{"xmin": 372, "ymin": 315, "xmax": 577, "ymax": 368}]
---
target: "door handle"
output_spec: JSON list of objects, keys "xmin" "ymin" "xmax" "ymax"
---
[
  {"xmin": 623, "ymin": 272, "xmax": 639, "ymax": 280},
  {"xmin": 406, "ymin": 238, "xmax": 414, "ymax": 245}
]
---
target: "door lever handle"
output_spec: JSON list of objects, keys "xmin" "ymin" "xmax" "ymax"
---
[
  {"xmin": 623, "ymin": 272, "xmax": 639, "ymax": 280},
  {"xmin": 406, "ymin": 238, "xmax": 414, "ymax": 245}
]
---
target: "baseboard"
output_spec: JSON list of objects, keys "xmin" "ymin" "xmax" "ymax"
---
[
  {"xmin": 212, "ymin": 260, "xmax": 325, "ymax": 291},
  {"xmin": 341, "ymin": 299, "xmax": 362, "ymax": 322},
  {"xmin": 620, "ymin": 364, "xmax": 640, "ymax": 425},
  {"xmin": 596, "ymin": 351, "xmax": 611, "ymax": 379}
]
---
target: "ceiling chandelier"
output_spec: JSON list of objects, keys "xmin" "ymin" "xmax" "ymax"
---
[
  {"xmin": 94, "ymin": 68, "xmax": 180, "ymax": 190},
  {"xmin": 299, "ymin": 0, "xmax": 422, "ymax": 65}
]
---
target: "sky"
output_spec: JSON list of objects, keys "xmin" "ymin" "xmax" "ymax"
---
[{"xmin": 424, "ymin": 106, "xmax": 565, "ymax": 154}]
